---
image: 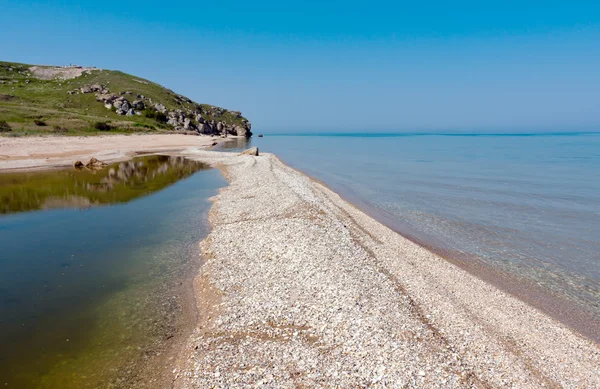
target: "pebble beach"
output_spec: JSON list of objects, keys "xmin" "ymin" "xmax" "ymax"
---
[{"xmin": 172, "ymin": 149, "xmax": 600, "ymax": 388}]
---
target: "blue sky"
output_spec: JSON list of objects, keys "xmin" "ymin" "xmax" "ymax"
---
[{"xmin": 2, "ymin": 0, "xmax": 600, "ymax": 132}]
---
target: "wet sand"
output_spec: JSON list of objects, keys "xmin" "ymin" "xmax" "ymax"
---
[{"xmin": 173, "ymin": 149, "xmax": 600, "ymax": 388}]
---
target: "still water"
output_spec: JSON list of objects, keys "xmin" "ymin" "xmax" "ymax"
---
[
  {"xmin": 246, "ymin": 133, "xmax": 600, "ymax": 330},
  {"xmin": 0, "ymin": 155, "xmax": 226, "ymax": 388}
]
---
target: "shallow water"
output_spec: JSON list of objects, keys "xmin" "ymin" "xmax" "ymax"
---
[
  {"xmin": 246, "ymin": 133, "xmax": 600, "ymax": 327},
  {"xmin": 0, "ymin": 155, "xmax": 226, "ymax": 388}
]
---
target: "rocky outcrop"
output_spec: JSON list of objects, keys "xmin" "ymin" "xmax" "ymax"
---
[
  {"xmin": 161, "ymin": 105, "xmax": 252, "ymax": 137},
  {"xmin": 73, "ymin": 83, "xmax": 252, "ymax": 137}
]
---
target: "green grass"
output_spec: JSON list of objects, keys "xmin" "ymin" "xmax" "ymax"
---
[{"xmin": 0, "ymin": 61, "xmax": 249, "ymax": 136}]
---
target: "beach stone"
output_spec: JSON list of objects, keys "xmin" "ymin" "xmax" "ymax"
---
[
  {"xmin": 85, "ymin": 157, "xmax": 107, "ymax": 168},
  {"xmin": 132, "ymin": 100, "xmax": 145, "ymax": 110},
  {"xmin": 239, "ymin": 147, "xmax": 259, "ymax": 156}
]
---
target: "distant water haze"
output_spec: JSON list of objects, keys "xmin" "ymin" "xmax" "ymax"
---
[{"xmin": 244, "ymin": 132, "xmax": 600, "ymax": 324}]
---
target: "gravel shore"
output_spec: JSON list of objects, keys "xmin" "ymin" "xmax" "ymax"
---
[{"xmin": 174, "ymin": 150, "xmax": 599, "ymax": 388}]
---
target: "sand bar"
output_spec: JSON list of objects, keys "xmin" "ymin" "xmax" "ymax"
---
[
  {"xmin": 172, "ymin": 149, "xmax": 600, "ymax": 388},
  {"xmin": 0, "ymin": 134, "xmax": 222, "ymax": 171}
]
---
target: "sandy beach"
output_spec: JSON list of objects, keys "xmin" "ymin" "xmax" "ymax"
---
[
  {"xmin": 0, "ymin": 134, "xmax": 222, "ymax": 171},
  {"xmin": 171, "ymin": 149, "xmax": 599, "ymax": 388}
]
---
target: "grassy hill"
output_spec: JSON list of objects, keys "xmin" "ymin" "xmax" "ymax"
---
[{"xmin": 0, "ymin": 61, "xmax": 251, "ymax": 136}]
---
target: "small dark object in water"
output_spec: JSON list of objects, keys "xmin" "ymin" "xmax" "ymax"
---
[{"xmin": 258, "ymin": 134, "xmax": 264, "ymax": 137}]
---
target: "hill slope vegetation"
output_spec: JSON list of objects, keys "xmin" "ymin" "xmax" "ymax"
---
[{"xmin": 0, "ymin": 61, "xmax": 252, "ymax": 137}]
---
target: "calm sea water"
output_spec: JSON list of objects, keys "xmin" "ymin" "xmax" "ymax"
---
[
  {"xmin": 244, "ymin": 133, "xmax": 600, "ymax": 325},
  {"xmin": 0, "ymin": 156, "xmax": 226, "ymax": 388}
]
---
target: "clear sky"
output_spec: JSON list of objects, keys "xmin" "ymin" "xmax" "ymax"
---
[{"xmin": 2, "ymin": 0, "xmax": 600, "ymax": 133}]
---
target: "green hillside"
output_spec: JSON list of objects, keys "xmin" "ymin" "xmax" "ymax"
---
[{"xmin": 0, "ymin": 61, "xmax": 252, "ymax": 136}]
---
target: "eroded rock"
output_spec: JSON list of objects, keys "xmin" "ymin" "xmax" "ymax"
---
[{"xmin": 239, "ymin": 147, "xmax": 259, "ymax": 156}]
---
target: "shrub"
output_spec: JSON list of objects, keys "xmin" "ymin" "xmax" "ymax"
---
[
  {"xmin": 144, "ymin": 108, "xmax": 168, "ymax": 123},
  {"xmin": 133, "ymin": 123, "xmax": 155, "ymax": 129},
  {"xmin": 143, "ymin": 108, "xmax": 157, "ymax": 119},
  {"xmin": 155, "ymin": 112, "xmax": 168, "ymax": 123},
  {"xmin": 94, "ymin": 122, "xmax": 111, "ymax": 131},
  {"xmin": 34, "ymin": 119, "xmax": 47, "ymax": 126},
  {"xmin": 0, "ymin": 120, "xmax": 11, "ymax": 132}
]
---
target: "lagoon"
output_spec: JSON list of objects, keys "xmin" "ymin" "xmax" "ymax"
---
[{"xmin": 0, "ymin": 155, "xmax": 225, "ymax": 388}]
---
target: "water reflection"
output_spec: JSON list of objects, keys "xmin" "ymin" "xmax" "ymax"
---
[
  {"xmin": 0, "ymin": 155, "xmax": 209, "ymax": 214},
  {"xmin": 213, "ymin": 136, "xmax": 253, "ymax": 152},
  {"xmin": 0, "ymin": 157, "xmax": 224, "ymax": 389}
]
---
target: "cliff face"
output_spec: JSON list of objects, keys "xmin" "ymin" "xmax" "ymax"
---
[
  {"xmin": 76, "ymin": 82, "xmax": 252, "ymax": 137},
  {"xmin": 0, "ymin": 61, "xmax": 252, "ymax": 137}
]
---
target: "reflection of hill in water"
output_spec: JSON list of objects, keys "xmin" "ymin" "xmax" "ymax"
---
[{"xmin": 0, "ymin": 155, "xmax": 209, "ymax": 214}]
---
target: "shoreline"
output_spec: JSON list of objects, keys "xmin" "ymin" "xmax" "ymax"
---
[
  {"xmin": 281, "ymin": 159, "xmax": 600, "ymax": 344},
  {"xmin": 0, "ymin": 133, "xmax": 239, "ymax": 171},
  {"xmin": 2, "ymin": 137, "xmax": 599, "ymax": 386},
  {"xmin": 174, "ymin": 149, "xmax": 599, "ymax": 387}
]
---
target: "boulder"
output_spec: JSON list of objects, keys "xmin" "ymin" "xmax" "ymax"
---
[
  {"xmin": 239, "ymin": 147, "xmax": 259, "ymax": 156},
  {"xmin": 234, "ymin": 125, "xmax": 252, "ymax": 137},
  {"xmin": 155, "ymin": 103, "xmax": 167, "ymax": 113},
  {"xmin": 85, "ymin": 157, "xmax": 107, "ymax": 168},
  {"xmin": 197, "ymin": 122, "xmax": 208, "ymax": 134},
  {"xmin": 113, "ymin": 98, "xmax": 125, "ymax": 109},
  {"xmin": 73, "ymin": 161, "xmax": 84, "ymax": 169},
  {"xmin": 132, "ymin": 100, "xmax": 145, "ymax": 110},
  {"xmin": 97, "ymin": 93, "xmax": 117, "ymax": 103},
  {"xmin": 126, "ymin": 108, "xmax": 135, "ymax": 116}
]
